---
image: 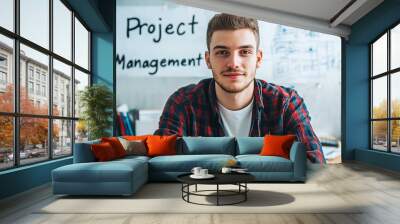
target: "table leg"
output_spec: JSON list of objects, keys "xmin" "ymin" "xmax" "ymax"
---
[
  {"xmin": 217, "ymin": 184, "xmax": 219, "ymax": 206},
  {"xmin": 245, "ymin": 183, "xmax": 247, "ymax": 201},
  {"xmin": 195, "ymin": 184, "xmax": 197, "ymax": 192}
]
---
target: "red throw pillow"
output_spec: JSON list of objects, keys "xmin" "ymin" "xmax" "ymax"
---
[
  {"xmin": 101, "ymin": 137, "xmax": 127, "ymax": 158},
  {"xmin": 260, "ymin": 135, "xmax": 296, "ymax": 159},
  {"xmin": 146, "ymin": 135, "xmax": 177, "ymax": 157},
  {"xmin": 91, "ymin": 142, "xmax": 117, "ymax": 161}
]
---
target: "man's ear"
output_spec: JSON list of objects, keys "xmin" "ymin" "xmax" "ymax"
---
[
  {"xmin": 205, "ymin": 51, "xmax": 212, "ymax": 69},
  {"xmin": 256, "ymin": 49, "xmax": 263, "ymax": 68}
]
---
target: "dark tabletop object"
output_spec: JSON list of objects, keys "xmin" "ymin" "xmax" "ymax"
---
[{"xmin": 177, "ymin": 172, "xmax": 255, "ymax": 184}]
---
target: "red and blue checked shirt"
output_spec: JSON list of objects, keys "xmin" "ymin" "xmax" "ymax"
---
[{"xmin": 154, "ymin": 78, "xmax": 325, "ymax": 164}]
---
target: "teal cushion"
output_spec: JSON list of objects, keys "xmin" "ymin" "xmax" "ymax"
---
[
  {"xmin": 148, "ymin": 154, "xmax": 235, "ymax": 172},
  {"xmin": 179, "ymin": 137, "xmax": 235, "ymax": 155},
  {"xmin": 52, "ymin": 159, "xmax": 147, "ymax": 183},
  {"xmin": 236, "ymin": 137, "xmax": 264, "ymax": 155},
  {"xmin": 236, "ymin": 155, "xmax": 293, "ymax": 172}
]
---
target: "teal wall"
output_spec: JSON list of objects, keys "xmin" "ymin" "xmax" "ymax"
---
[
  {"xmin": 0, "ymin": 158, "xmax": 72, "ymax": 199},
  {"xmin": 344, "ymin": 0, "xmax": 400, "ymax": 171},
  {"xmin": 91, "ymin": 32, "xmax": 115, "ymax": 136},
  {"xmin": 0, "ymin": 0, "xmax": 115, "ymax": 200}
]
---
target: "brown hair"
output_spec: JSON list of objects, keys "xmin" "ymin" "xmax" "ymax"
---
[{"xmin": 206, "ymin": 13, "xmax": 260, "ymax": 51}]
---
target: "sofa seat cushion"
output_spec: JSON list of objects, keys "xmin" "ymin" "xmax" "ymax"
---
[
  {"xmin": 52, "ymin": 159, "xmax": 147, "ymax": 183},
  {"xmin": 236, "ymin": 155, "xmax": 293, "ymax": 172},
  {"xmin": 149, "ymin": 154, "xmax": 235, "ymax": 172}
]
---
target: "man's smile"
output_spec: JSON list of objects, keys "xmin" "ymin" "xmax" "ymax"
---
[{"xmin": 221, "ymin": 72, "xmax": 245, "ymax": 80}]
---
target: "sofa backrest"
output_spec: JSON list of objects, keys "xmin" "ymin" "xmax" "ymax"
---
[
  {"xmin": 177, "ymin": 137, "xmax": 236, "ymax": 155},
  {"xmin": 235, "ymin": 137, "xmax": 264, "ymax": 155},
  {"xmin": 73, "ymin": 137, "xmax": 268, "ymax": 162},
  {"xmin": 73, "ymin": 139, "xmax": 100, "ymax": 163}
]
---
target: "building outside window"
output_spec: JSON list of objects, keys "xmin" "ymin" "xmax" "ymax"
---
[{"xmin": 0, "ymin": 0, "xmax": 91, "ymax": 170}]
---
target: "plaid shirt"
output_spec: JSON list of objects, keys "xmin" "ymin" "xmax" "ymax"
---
[{"xmin": 154, "ymin": 78, "xmax": 325, "ymax": 163}]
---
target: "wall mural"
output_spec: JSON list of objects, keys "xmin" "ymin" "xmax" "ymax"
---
[{"xmin": 116, "ymin": 0, "xmax": 342, "ymax": 163}]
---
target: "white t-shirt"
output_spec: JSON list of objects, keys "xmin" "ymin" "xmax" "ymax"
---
[{"xmin": 217, "ymin": 99, "xmax": 254, "ymax": 137}]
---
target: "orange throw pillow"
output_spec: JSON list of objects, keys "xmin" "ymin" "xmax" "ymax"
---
[
  {"xmin": 122, "ymin": 135, "xmax": 149, "ymax": 141},
  {"xmin": 146, "ymin": 135, "xmax": 177, "ymax": 157},
  {"xmin": 260, "ymin": 135, "xmax": 296, "ymax": 159},
  {"xmin": 101, "ymin": 137, "xmax": 126, "ymax": 158},
  {"xmin": 91, "ymin": 142, "xmax": 117, "ymax": 161}
]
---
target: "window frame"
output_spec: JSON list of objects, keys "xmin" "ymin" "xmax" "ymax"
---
[
  {"xmin": 0, "ymin": 0, "xmax": 92, "ymax": 171},
  {"xmin": 370, "ymin": 20, "xmax": 400, "ymax": 154}
]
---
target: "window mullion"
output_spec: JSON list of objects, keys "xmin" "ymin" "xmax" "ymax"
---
[
  {"xmin": 71, "ymin": 10, "xmax": 76, "ymax": 154},
  {"xmin": 388, "ymin": 30, "xmax": 391, "ymax": 152},
  {"xmin": 49, "ymin": 0, "xmax": 54, "ymax": 160},
  {"xmin": 13, "ymin": 0, "xmax": 20, "ymax": 167}
]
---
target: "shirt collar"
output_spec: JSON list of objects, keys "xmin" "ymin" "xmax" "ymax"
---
[{"xmin": 208, "ymin": 78, "xmax": 265, "ymax": 116}]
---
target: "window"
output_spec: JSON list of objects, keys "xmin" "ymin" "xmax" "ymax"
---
[
  {"xmin": 0, "ymin": 71, "xmax": 6, "ymax": 85},
  {"xmin": 28, "ymin": 67, "xmax": 34, "ymax": 80},
  {"xmin": 42, "ymin": 85, "xmax": 46, "ymax": 97},
  {"xmin": 28, "ymin": 81, "xmax": 34, "ymax": 94},
  {"xmin": 0, "ymin": 54, "xmax": 7, "ymax": 67},
  {"xmin": 35, "ymin": 70, "xmax": 40, "ymax": 81},
  {"xmin": 36, "ymin": 83, "xmax": 40, "ymax": 95},
  {"xmin": 75, "ymin": 17, "xmax": 89, "ymax": 70},
  {"xmin": 0, "ymin": 0, "xmax": 91, "ymax": 170},
  {"xmin": 0, "ymin": 54, "xmax": 7, "ymax": 86},
  {"xmin": 370, "ymin": 23, "xmax": 400, "ymax": 154}
]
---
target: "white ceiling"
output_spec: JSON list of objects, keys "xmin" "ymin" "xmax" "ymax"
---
[{"xmin": 172, "ymin": 0, "xmax": 384, "ymax": 38}]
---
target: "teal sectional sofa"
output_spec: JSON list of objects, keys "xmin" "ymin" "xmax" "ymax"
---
[{"xmin": 52, "ymin": 137, "xmax": 307, "ymax": 196}]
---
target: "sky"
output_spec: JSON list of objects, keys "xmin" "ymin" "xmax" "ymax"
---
[{"xmin": 0, "ymin": 0, "xmax": 89, "ymax": 74}]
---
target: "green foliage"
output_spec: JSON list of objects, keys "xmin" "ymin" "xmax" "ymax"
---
[{"xmin": 79, "ymin": 84, "xmax": 113, "ymax": 140}]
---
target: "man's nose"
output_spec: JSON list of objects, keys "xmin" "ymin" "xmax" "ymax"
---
[{"xmin": 226, "ymin": 53, "xmax": 241, "ymax": 69}]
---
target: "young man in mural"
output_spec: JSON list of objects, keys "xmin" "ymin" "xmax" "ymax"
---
[{"xmin": 154, "ymin": 13, "xmax": 325, "ymax": 163}]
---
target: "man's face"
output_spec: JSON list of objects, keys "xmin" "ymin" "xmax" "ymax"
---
[{"xmin": 205, "ymin": 28, "xmax": 263, "ymax": 93}]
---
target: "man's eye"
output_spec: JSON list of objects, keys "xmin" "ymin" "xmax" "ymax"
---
[
  {"xmin": 216, "ymin": 50, "xmax": 229, "ymax": 56},
  {"xmin": 240, "ymin": 49, "xmax": 253, "ymax": 55}
]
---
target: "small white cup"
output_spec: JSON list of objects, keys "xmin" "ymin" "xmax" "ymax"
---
[
  {"xmin": 221, "ymin": 167, "xmax": 232, "ymax": 174},
  {"xmin": 191, "ymin": 167, "xmax": 202, "ymax": 176},
  {"xmin": 200, "ymin": 169, "xmax": 208, "ymax": 176}
]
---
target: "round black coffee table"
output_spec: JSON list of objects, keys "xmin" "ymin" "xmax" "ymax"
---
[{"xmin": 177, "ymin": 173, "xmax": 255, "ymax": 206}]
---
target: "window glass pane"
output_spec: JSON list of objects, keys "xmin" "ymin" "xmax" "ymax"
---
[
  {"xmin": 53, "ymin": 59, "xmax": 72, "ymax": 117},
  {"xmin": 74, "ymin": 17, "xmax": 89, "ymax": 70},
  {"xmin": 20, "ymin": 117, "xmax": 49, "ymax": 165},
  {"xmin": 74, "ymin": 69, "xmax": 89, "ymax": 118},
  {"xmin": 20, "ymin": 44, "xmax": 49, "ymax": 115},
  {"xmin": 372, "ymin": 77, "xmax": 387, "ymax": 119},
  {"xmin": 391, "ymin": 72, "xmax": 400, "ymax": 118},
  {"xmin": 0, "ymin": 116, "xmax": 13, "ymax": 170},
  {"xmin": 372, "ymin": 33, "xmax": 387, "ymax": 76},
  {"xmin": 372, "ymin": 121, "xmax": 388, "ymax": 151},
  {"xmin": 391, "ymin": 24, "xmax": 400, "ymax": 70},
  {"xmin": 53, "ymin": 119, "xmax": 72, "ymax": 158},
  {"xmin": 0, "ymin": 34, "xmax": 14, "ymax": 113},
  {"xmin": 75, "ymin": 120, "xmax": 88, "ymax": 143},
  {"xmin": 53, "ymin": 0, "xmax": 72, "ymax": 60},
  {"xmin": 391, "ymin": 120, "xmax": 400, "ymax": 153},
  {"xmin": 20, "ymin": 0, "xmax": 49, "ymax": 49},
  {"xmin": 0, "ymin": 0, "xmax": 14, "ymax": 31}
]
